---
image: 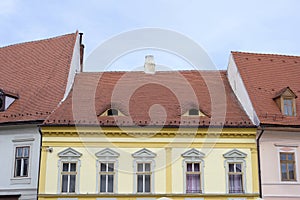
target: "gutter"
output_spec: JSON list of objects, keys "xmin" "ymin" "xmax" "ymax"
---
[
  {"xmin": 256, "ymin": 126, "xmax": 265, "ymax": 199},
  {"xmin": 37, "ymin": 126, "xmax": 43, "ymax": 199}
]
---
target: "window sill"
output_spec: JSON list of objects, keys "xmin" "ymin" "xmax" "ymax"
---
[{"xmin": 10, "ymin": 177, "xmax": 31, "ymax": 184}]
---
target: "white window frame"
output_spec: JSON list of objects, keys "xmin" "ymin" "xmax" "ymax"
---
[
  {"xmin": 132, "ymin": 148, "xmax": 156, "ymax": 194},
  {"xmin": 181, "ymin": 148, "xmax": 205, "ymax": 194},
  {"xmin": 95, "ymin": 148, "xmax": 119, "ymax": 193},
  {"xmin": 10, "ymin": 137, "xmax": 34, "ymax": 184},
  {"xmin": 57, "ymin": 148, "xmax": 82, "ymax": 194},
  {"xmin": 223, "ymin": 149, "xmax": 247, "ymax": 194},
  {"xmin": 276, "ymin": 145, "xmax": 299, "ymax": 183}
]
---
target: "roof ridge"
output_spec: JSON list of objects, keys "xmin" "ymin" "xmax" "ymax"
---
[
  {"xmin": 0, "ymin": 31, "xmax": 77, "ymax": 49},
  {"xmin": 231, "ymin": 51, "xmax": 300, "ymax": 58}
]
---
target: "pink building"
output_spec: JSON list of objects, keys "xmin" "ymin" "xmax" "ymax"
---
[{"xmin": 227, "ymin": 52, "xmax": 300, "ymax": 200}]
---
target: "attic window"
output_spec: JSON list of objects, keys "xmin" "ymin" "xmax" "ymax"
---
[
  {"xmin": 0, "ymin": 92, "xmax": 4, "ymax": 111},
  {"xmin": 0, "ymin": 89, "xmax": 19, "ymax": 112},
  {"xmin": 107, "ymin": 108, "xmax": 118, "ymax": 116},
  {"xmin": 189, "ymin": 109, "xmax": 199, "ymax": 116},
  {"xmin": 273, "ymin": 87, "xmax": 297, "ymax": 116},
  {"xmin": 283, "ymin": 98, "xmax": 293, "ymax": 116}
]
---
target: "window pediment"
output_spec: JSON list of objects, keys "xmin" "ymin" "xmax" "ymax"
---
[
  {"xmin": 223, "ymin": 149, "xmax": 247, "ymax": 159},
  {"xmin": 132, "ymin": 148, "xmax": 156, "ymax": 158},
  {"xmin": 95, "ymin": 148, "xmax": 120, "ymax": 158},
  {"xmin": 182, "ymin": 148, "xmax": 205, "ymax": 158},
  {"xmin": 58, "ymin": 147, "xmax": 82, "ymax": 158}
]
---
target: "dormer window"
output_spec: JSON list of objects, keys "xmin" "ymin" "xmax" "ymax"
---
[
  {"xmin": 0, "ymin": 89, "xmax": 18, "ymax": 112},
  {"xmin": 183, "ymin": 108, "xmax": 205, "ymax": 117},
  {"xmin": 273, "ymin": 87, "xmax": 297, "ymax": 116},
  {"xmin": 100, "ymin": 108, "xmax": 125, "ymax": 117},
  {"xmin": 107, "ymin": 108, "xmax": 118, "ymax": 116}
]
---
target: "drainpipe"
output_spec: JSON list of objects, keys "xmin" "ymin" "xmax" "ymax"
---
[
  {"xmin": 257, "ymin": 126, "xmax": 265, "ymax": 199},
  {"xmin": 37, "ymin": 126, "xmax": 43, "ymax": 199}
]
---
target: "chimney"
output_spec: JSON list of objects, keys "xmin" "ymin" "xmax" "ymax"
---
[
  {"xmin": 79, "ymin": 32, "xmax": 84, "ymax": 72},
  {"xmin": 144, "ymin": 55, "xmax": 155, "ymax": 74}
]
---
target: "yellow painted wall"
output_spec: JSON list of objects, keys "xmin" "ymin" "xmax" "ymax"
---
[{"xmin": 39, "ymin": 127, "xmax": 259, "ymax": 199}]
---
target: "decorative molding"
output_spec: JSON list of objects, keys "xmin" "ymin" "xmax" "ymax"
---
[
  {"xmin": 181, "ymin": 148, "xmax": 205, "ymax": 159},
  {"xmin": 223, "ymin": 149, "xmax": 247, "ymax": 159},
  {"xmin": 58, "ymin": 147, "xmax": 82, "ymax": 158},
  {"xmin": 132, "ymin": 148, "xmax": 156, "ymax": 158},
  {"xmin": 95, "ymin": 148, "xmax": 120, "ymax": 159}
]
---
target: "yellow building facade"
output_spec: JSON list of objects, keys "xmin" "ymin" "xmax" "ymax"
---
[{"xmin": 39, "ymin": 127, "xmax": 259, "ymax": 200}]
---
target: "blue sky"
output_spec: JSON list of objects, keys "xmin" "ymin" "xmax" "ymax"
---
[{"xmin": 1, "ymin": 0, "xmax": 300, "ymax": 71}]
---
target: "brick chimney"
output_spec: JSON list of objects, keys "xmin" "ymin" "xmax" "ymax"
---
[{"xmin": 144, "ymin": 55, "xmax": 155, "ymax": 74}]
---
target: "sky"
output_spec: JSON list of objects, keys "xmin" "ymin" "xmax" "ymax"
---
[{"xmin": 1, "ymin": 0, "xmax": 300, "ymax": 71}]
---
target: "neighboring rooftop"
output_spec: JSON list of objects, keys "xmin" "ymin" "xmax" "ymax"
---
[
  {"xmin": 44, "ymin": 70, "xmax": 253, "ymax": 127},
  {"xmin": 0, "ymin": 32, "xmax": 78, "ymax": 124},
  {"xmin": 232, "ymin": 51, "xmax": 300, "ymax": 126}
]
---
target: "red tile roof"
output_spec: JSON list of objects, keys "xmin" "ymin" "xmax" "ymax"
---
[
  {"xmin": 44, "ymin": 70, "xmax": 253, "ymax": 127},
  {"xmin": 232, "ymin": 51, "xmax": 300, "ymax": 126},
  {"xmin": 0, "ymin": 32, "xmax": 78, "ymax": 124}
]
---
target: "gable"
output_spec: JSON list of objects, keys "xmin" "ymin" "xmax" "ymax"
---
[
  {"xmin": 58, "ymin": 147, "xmax": 82, "ymax": 158},
  {"xmin": 223, "ymin": 149, "xmax": 247, "ymax": 159},
  {"xmin": 132, "ymin": 148, "xmax": 156, "ymax": 158},
  {"xmin": 181, "ymin": 148, "xmax": 205, "ymax": 158},
  {"xmin": 95, "ymin": 148, "xmax": 120, "ymax": 158}
]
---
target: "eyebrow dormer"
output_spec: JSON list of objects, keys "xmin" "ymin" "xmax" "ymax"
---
[
  {"xmin": 100, "ymin": 108, "xmax": 125, "ymax": 116},
  {"xmin": 182, "ymin": 108, "xmax": 206, "ymax": 117},
  {"xmin": 0, "ymin": 89, "xmax": 19, "ymax": 112},
  {"xmin": 273, "ymin": 87, "xmax": 297, "ymax": 116}
]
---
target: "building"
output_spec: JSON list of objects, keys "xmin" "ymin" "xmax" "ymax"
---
[
  {"xmin": 0, "ymin": 32, "xmax": 83, "ymax": 200},
  {"xmin": 227, "ymin": 52, "xmax": 300, "ymax": 200},
  {"xmin": 38, "ymin": 60, "xmax": 260, "ymax": 200}
]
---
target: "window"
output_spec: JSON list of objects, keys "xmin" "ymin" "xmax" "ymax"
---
[
  {"xmin": 186, "ymin": 162, "xmax": 201, "ymax": 193},
  {"xmin": 58, "ymin": 148, "xmax": 82, "ymax": 194},
  {"xmin": 223, "ymin": 149, "xmax": 247, "ymax": 194},
  {"xmin": 107, "ymin": 109, "xmax": 118, "ymax": 116},
  {"xmin": 14, "ymin": 146, "xmax": 30, "ymax": 177},
  {"xmin": 61, "ymin": 162, "xmax": 77, "ymax": 193},
  {"xmin": 137, "ymin": 163, "xmax": 151, "ymax": 193},
  {"xmin": 100, "ymin": 162, "xmax": 115, "ymax": 193},
  {"xmin": 189, "ymin": 109, "xmax": 199, "ymax": 116},
  {"xmin": 228, "ymin": 163, "xmax": 244, "ymax": 193},
  {"xmin": 181, "ymin": 148, "xmax": 205, "ymax": 194},
  {"xmin": 280, "ymin": 152, "xmax": 296, "ymax": 181},
  {"xmin": 132, "ymin": 148, "xmax": 156, "ymax": 193},
  {"xmin": 283, "ymin": 98, "xmax": 293, "ymax": 116}
]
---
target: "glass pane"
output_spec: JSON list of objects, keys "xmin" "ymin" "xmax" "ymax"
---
[
  {"xmin": 108, "ymin": 163, "xmax": 114, "ymax": 172},
  {"xmin": 137, "ymin": 163, "xmax": 143, "ymax": 172},
  {"xmin": 187, "ymin": 163, "xmax": 193, "ymax": 172},
  {"xmin": 69, "ymin": 175, "xmax": 76, "ymax": 192},
  {"xmin": 194, "ymin": 163, "xmax": 200, "ymax": 172},
  {"xmin": 15, "ymin": 159, "xmax": 21, "ymax": 176},
  {"xmin": 23, "ymin": 159, "xmax": 29, "ymax": 176},
  {"xmin": 236, "ymin": 163, "xmax": 242, "ymax": 172},
  {"xmin": 101, "ymin": 163, "xmax": 107, "ymax": 172},
  {"xmin": 70, "ymin": 163, "xmax": 76, "ymax": 172},
  {"xmin": 145, "ymin": 175, "xmax": 151, "ymax": 192},
  {"xmin": 229, "ymin": 174, "xmax": 243, "ymax": 193},
  {"xmin": 108, "ymin": 175, "xmax": 114, "ymax": 192},
  {"xmin": 280, "ymin": 153, "xmax": 286, "ymax": 161},
  {"xmin": 62, "ymin": 163, "xmax": 69, "ymax": 172},
  {"xmin": 145, "ymin": 163, "xmax": 151, "ymax": 172},
  {"xmin": 189, "ymin": 109, "xmax": 199, "ymax": 115},
  {"xmin": 287, "ymin": 153, "xmax": 294, "ymax": 161},
  {"xmin": 23, "ymin": 147, "xmax": 29, "ymax": 157},
  {"xmin": 137, "ymin": 175, "xmax": 143, "ymax": 192},
  {"xmin": 100, "ymin": 175, "xmax": 106, "ymax": 192},
  {"xmin": 288, "ymin": 163, "xmax": 295, "ymax": 180},
  {"xmin": 229, "ymin": 163, "xmax": 234, "ymax": 172},
  {"xmin": 61, "ymin": 175, "xmax": 68, "ymax": 192},
  {"xmin": 16, "ymin": 147, "xmax": 22, "ymax": 157},
  {"xmin": 281, "ymin": 163, "xmax": 287, "ymax": 180},
  {"xmin": 284, "ymin": 99, "xmax": 293, "ymax": 116}
]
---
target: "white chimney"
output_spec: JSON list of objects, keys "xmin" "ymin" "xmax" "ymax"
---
[{"xmin": 144, "ymin": 55, "xmax": 155, "ymax": 74}]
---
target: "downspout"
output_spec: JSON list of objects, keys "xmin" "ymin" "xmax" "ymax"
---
[
  {"xmin": 37, "ymin": 126, "xmax": 43, "ymax": 199},
  {"xmin": 257, "ymin": 126, "xmax": 265, "ymax": 199}
]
